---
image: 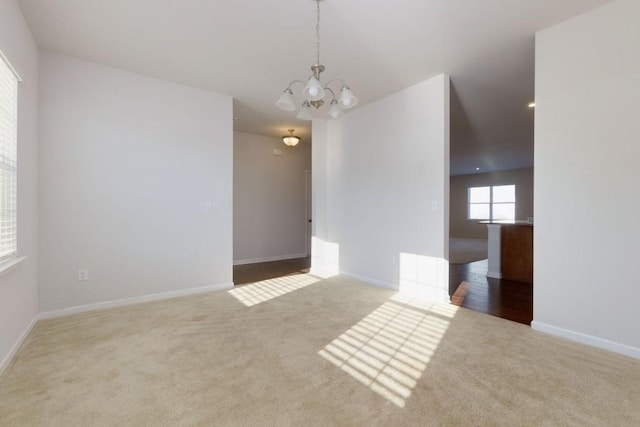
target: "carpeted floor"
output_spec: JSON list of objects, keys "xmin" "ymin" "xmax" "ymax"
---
[
  {"xmin": 1, "ymin": 274, "xmax": 639, "ymax": 426},
  {"xmin": 449, "ymin": 237, "xmax": 488, "ymax": 264}
]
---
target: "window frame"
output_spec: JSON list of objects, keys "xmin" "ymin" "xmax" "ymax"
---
[
  {"xmin": 0, "ymin": 50, "xmax": 22, "ymax": 269},
  {"xmin": 467, "ymin": 185, "xmax": 516, "ymax": 221}
]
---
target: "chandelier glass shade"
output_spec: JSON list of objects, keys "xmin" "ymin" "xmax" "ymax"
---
[
  {"xmin": 275, "ymin": 0, "xmax": 358, "ymax": 121},
  {"xmin": 282, "ymin": 129, "xmax": 301, "ymax": 147}
]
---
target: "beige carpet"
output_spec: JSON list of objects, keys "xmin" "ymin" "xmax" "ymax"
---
[
  {"xmin": 449, "ymin": 237, "xmax": 488, "ymax": 264},
  {"xmin": 1, "ymin": 274, "xmax": 639, "ymax": 426}
]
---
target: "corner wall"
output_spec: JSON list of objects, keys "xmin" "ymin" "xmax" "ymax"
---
[
  {"xmin": 534, "ymin": 0, "xmax": 640, "ymax": 358},
  {"xmin": 233, "ymin": 132, "xmax": 311, "ymax": 264},
  {"xmin": 312, "ymin": 74, "xmax": 450, "ymax": 300},
  {"xmin": 38, "ymin": 52, "xmax": 233, "ymax": 313},
  {"xmin": 0, "ymin": 0, "xmax": 40, "ymax": 372}
]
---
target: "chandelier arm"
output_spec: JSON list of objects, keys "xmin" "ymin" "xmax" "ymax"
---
[
  {"xmin": 323, "ymin": 87, "xmax": 337, "ymax": 101},
  {"xmin": 324, "ymin": 79, "xmax": 350, "ymax": 89},
  {"xmin": 285, "ymin": 80, "xmax": 307, "ymax": 91}
]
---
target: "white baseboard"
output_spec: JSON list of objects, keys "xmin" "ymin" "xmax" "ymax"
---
[
  {"xmin": 0, "ymin": 314, "xmax": 39, "ymax": 377},
  {"xmin": 340, "ymin": 272, "xmax": 398, "ymax": 291},
  {"xmin": 38, "ymin": 282, "xmax": 234, "ymax": 320},
  {"xmin": 341, "ymin": 272, "xmax": 450, "ymax": 304},
  {"xmin": 1, "ymin": 282, "xmax": 234, "ymax": 377},
  {"xmin": 233, "ymin": 253, "xmax": 308, "ymax": 266},
  {"xmin": 487, "ymin": 271, "xmax": 502, "ymax": 279},
  {"xmin": 532, "ymin": 321, "xmax": 640, "ymax": 360}
]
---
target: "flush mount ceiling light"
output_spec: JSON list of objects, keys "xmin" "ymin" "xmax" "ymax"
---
[
  {"xmin": 275, "ymin": 0, "xmax": 358, "ymax": 121},
  {"xmin": 282, "ymin": 129, "xmax": 301, "ymax": 147}
]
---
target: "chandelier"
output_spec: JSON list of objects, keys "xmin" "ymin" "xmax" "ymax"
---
[{"xmin": 275, "ymin": 0, "xmax": 358, "ymax": 120}]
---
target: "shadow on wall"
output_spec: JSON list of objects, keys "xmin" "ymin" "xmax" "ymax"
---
[{"xmin": 449, "ymin": 81, "xmax": 484, "ymax": 175}]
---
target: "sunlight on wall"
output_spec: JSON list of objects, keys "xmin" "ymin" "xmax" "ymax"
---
[
  {"xmin": 319, "ymin": 298, "xmax": 458, "ymax": 407},
  {"xmin": 398, "ymin": 253, "xmax": 449, "ymax": 303},
  {"xmin": 228, "ymin": 274, "xmax": 320, "ymax": 307},
  {"xmin": 310, "ymin": 236, "xmax": 340, "ymax": 278}
]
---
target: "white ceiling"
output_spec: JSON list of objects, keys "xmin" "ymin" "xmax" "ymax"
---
[{"xmin": 18, "ymin": 0, "xmax": 611, "ymax": 175}]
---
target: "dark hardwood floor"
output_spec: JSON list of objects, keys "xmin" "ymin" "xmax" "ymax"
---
[
  {"xmin": 449, "ymin": 259, "xmax": 533, "ymax": 325},
  {"xmin": 233, "ymin": 257, "xmax": 310, "ymax": 286},
  {"xmin": 233, "ymin": 256, "xmax": 533, "ymax": 325}
]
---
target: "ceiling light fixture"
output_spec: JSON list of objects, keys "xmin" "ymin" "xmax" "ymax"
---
[
  {"xmin": 282, "ymin": 129, "xmax": 301, "ymax": 147},
  {"xmin": 275, "ymin": 0, "xmax": 358, "ymax": 121},
  {"xmin": 528, "ymin": 102, "xmax": 536, "ymax": 108}
]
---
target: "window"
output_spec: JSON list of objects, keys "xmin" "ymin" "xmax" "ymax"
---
[
  {"xmin": 0, "ymin": 52, "xmax": 19, "ymax": 262},
  {"xmin": 468, "ymin": 185, "xmax": 515, "ymax": 220}
]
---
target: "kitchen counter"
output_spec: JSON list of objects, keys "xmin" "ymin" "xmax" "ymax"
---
[
  {"xmin": 479, "ymin": 220, "xmax": 533, "ymax": 226},
  {"xmin": 482, "ymin": 220, "xmax": 533, "ymax": 283}
]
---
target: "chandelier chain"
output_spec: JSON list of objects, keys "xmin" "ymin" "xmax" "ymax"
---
[{"xmin": 316, "ymin": 0, "xmax": 321, "ymax": 65}]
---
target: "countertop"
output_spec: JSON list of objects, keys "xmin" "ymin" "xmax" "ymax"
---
[{"xmin": 479, "ymin": 220, "xmax": 533, "ymax": 227}]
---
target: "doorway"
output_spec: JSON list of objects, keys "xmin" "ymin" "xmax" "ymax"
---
[{"xmin": 305, "ymin": 170, "xmax": 312, "ymax": 256}]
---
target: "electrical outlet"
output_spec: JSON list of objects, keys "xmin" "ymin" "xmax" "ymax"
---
[{"xmin": 78, "ymin": 269, "xmax": 89, "ymax": 281}]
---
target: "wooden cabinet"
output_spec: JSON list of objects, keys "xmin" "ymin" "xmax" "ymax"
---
[{"xmin": 500, "ymin": 225, "xmax": 533, "ymax": 283}]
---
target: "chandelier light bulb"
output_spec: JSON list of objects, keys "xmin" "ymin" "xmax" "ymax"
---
[
  {"xmin": 303, "ymin": 77, "xmax": 325, "ymax": 101},
  {"xmin": 338, "ymin": 86, "xmax": 358, "ymax": 109}
]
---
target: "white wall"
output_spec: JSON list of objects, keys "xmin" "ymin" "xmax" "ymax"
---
[
  {"xmin": 534, "ymin": 0, "xmax": 640, "ymax": 358},
  {"xmin": 312, "ymin": 74, "xmax": 450, "ymax": 301},
  {"xmin": 38, "ymin": 52, "xmax": 233, "ymax": 313},
  {"xmin": 233, "ymin": 132, "xmax": 311, "ymax": 264},
  {"xmin": 0, "ymin": 0, "xmax": 40, "ymax": 372},
  {"xmin": 450, "ymin": 167, "xmax": 534, "ymax": 238}
]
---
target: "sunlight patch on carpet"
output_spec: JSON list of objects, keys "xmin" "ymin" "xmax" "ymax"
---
[
  {"xmin": 319, "ymin": 298, "xmax": 457, "ymax": 407},
  {"xmin": 229, "ymin": 274, "xmax": 321, "ymax": 306},
  {"xmin": 450, "ymin": 281, "xmax": 469, "ymax": 306}
]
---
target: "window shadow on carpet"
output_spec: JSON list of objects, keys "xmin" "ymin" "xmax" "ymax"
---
[
  {"xmin": 228, "ymin": 274, "xmax": 321, "ymax": 307},
  {"xmin": 319, "ymin": 294, "xmax": 458, "ymax": 407}
]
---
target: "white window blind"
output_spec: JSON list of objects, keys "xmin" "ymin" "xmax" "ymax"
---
[{"xmin": 0, "ymin": 53, "xmax": 18, "ymax": 262}]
